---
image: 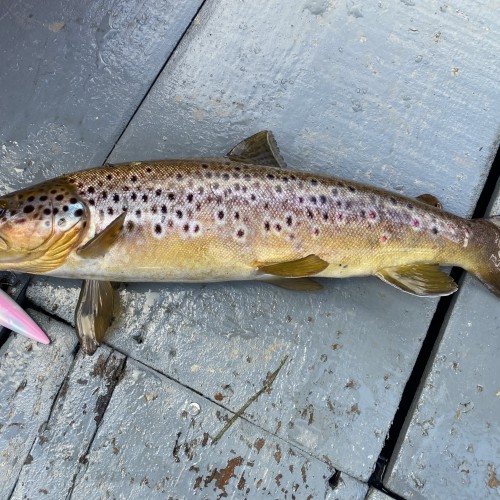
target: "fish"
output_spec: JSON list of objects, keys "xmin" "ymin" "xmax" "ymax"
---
[
  {"xmin": 0, "ymin": 131, "xmax": 498, "ymax": 354},
  {"xmin": 0, "ymin": 288, "xmax": 50, "ymax": 344}
]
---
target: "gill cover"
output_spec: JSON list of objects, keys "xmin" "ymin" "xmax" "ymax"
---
[{"xmin": 0, "ymin": 181, "xmax": 87, "ymax": 273}]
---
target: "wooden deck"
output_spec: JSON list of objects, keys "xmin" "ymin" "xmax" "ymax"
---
[{"xmin": 0, "ymin": 1, "xmax": 499, "ymax": 498}]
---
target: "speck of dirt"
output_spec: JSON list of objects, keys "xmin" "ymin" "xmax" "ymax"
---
[
  {"xmin": 254, "ymin": 438, "xmax": 265, "ymax": 452},
  {"xmin": 214, "ymin": 392, "xmax": 224, "ymax": 401}
]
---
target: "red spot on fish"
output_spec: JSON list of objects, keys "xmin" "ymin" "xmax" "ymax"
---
[
  {"xmin": 379, "ymin": 235, "xmax": 388, "ymax": 243},
  {"xmin": 368, "ymin": 211, "xmax": 376, "ymax": 219},
  {"xmin": 412, "ymin": 219, "xmax": 420, "ymax": 228},
  {"xmin": 336, "ymin": 213, "xmax": 343, "ymax": 221}
]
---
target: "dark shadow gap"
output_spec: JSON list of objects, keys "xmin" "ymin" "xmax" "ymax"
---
[{"xmin": 369, "ymin": 142, "xmax": 500, "ymax": 491}]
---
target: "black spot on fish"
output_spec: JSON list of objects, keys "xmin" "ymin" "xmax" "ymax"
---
[
  {"xmin": 43, "ymin": 208, "xmax": 51, "ymax": 215},
  {"xmin": 151, "ymin": 205, "xmax": 158, "ymax": 214},
  {"xmin": 234, "ymin": 211, "xmax": 240, "ymax": 220},
  {"xmin": 89, "ymin": 199, "xmax": 95, "ymax": 206},
  {"xmin": 360, "ymin": 210, "xmax": 366, "ymax": 218},
  {"xmin": 161, "ymin": 205, "xmax": 167, "ymax": 213},
  {"xmin": 348, "ymin": 186, "xmax": 356, "ymax": 193},
  {"xmin": 266, "ymin": 174, "xmax": 275, "ymax": 180},
  {"xmin": 319, "ymin": 195, "xmax": 327, "ymax": 204},
  {"xmin": 264, "ymin": 221, "xmax": 270, "ymax": 231},
  {"xmin": 194, "ymin": 224, "xmax": 200, "ymax": 233},
  {"xmin": 236, "ymin": 229, "xmax": 244, "ymax": 238},
  {"xmin": 63, "ymin": 206, "xmax": 68, "ymax": 212},
  {"xmin": 195, "ymin": 202, "xmax": 201, "ymax": 211},
  {"xmin": 113, "ymin": 194, "xmax": 120, "ymax": 202},
  {"xmin": 40, "ymin": 195, "xmax": 48, "ymax": 202},
  {"xmin": 146, "ymin": 167, "xmax": 152, "ymax": 173},
  {"xmin": 205, "ymin": 172, "xmax": 213, "ymax": 179},
  {"xmin": 102, "ymin": 191, "xmax": 108, "ymax": 200},
  {"xmin": 234, "ymin": 183, "xmax": 241, "ymax": 191},
  {"xmin": 202, "ymin": 163, "xmax": 208, "ymax": 169},
  {"xmin": 323, "ymin": 212, "xmax": 329, "ymax": 221},
  {"xmin": 290, "ymin": 175, "xmax": 297, "ymax": 181},
  {"xmin": 298, "ymin": 197, "xmax": 304, "ymax": 204},
  {"xmin": 310, "ymin": 179, "xmax": 318, "ymax": 185},
  {"xmin": 176, "ymin": 210, "xmax": 183, "ymax": 219},
  {"xmin": 87, "ymin": 187, "xmax": 95, "ymax": 194},
  {"xmin": 155, "ymin": 224, "xmax": 162, "ymax": 234},
  {"xmin": 142, "ymin": 194, "xmax": 148, "ymax": 202},
  {"xmin": 432, "ymin": 227, "xmax": 439, "ymax": 234},
  {"xmin": 156, "ymin": 189, "xmax": 162, "ymax": 196},
  {"xmin": 282, "ymin": 176, "xmax": 289, "ymax": 182},
  {"xmin": 336, "ymin": 200, "xmax": 342, "ymax": 208},
  {"xmin": 310, "ymin": 196, "xmax": 317, "ymax": 204},
  {"xmin": 222, "ymin": 173, "xmax": 230, "ymax": 180},
  {"xmin": 27, "ymin": 195, "xmax": 35, "ymax": 202},
  {"xmin": 50, "ymin": 189, "xmax": 57, "ymax": 194},
  {"xmin": 23, "ymin": 205, "xmax": 34, "ymax": 214},
  {"xmin": 390, "ymin": 197, "xmax": 397, "ymax": 205},
  {"xmin": 176, "ymin": 174, "xmax": 183, "ymax": 181},
  {"xmin": 307, "ymin": 208, "xmax": 314, "ymax": 219},
  {"xmin": 123, "ymin": 186, "xmax": 129, "ymax": 192},
  {"xmin": 286, "ymin": 216, "xmax": 292, "ymax": 226},
  {"xmin": 75, "ymin": 208, "xmax": 84, "ymax": 217},
  {"xmin": 135, "ymin": 209, "xmax": 141, "ymax": 217},
  {"xmin": 131, "ymin": 192, "xmax": 137, "ymax": 201},
  {"xmin": 127, "ymin": 220, "xmax": 134, "ymax": 231},
  {"xmin": 345, "ymin": 201, "xmax": 352, "ymax": 209},
  {"xmin": 251, "ymin": 194, "xmax": 256, "ymax": 201},
  {"xmin": 218, "ymin": 210, "xmax": 224, "ymax": 220},
  {"xmin": 107, "ymin": 207, "xmax": 113, "ymax": 215},
  {"xmin": 407, "ymin": 203, "xmax": 414, "ymax": 210},
  {"xmin": 69, "ymin": 197, "xmax": 77, "ymax": 204},
  {"xmin": 183, "ymin": 223, "xmax": 189, "ymax": 232},
  {"xmin": 106, "ymin": 174, "xmax": 113, "ymax": 181},
  {"xmin": 243, "ymin": 174, "xmax": 251, "ymax": 180},
  {"xmin": 275, "ymin": 224, "xmax": 282, "ymax": 232},
  {"xmin": 131, "ymin": 175, "xmax": 138, "ymax": 182}
]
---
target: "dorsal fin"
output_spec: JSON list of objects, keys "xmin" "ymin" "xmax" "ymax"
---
[
  {"xmin": 77, "ymin": 212, "xmax": 126, "ymax": 259},
  {"xmin": 227, "ymin": 131, "xmax": 287, "ymax": 168}
]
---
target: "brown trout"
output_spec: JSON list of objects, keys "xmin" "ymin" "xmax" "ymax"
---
[{"xmin": 0, "ymin": 131, "xmax": 498, "ymax": 353}]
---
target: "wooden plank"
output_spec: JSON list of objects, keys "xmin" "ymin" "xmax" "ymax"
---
[
  {"xmin": 0, "ymin": 311, "xmax": 77, "ymax": 496},
  {"xmin": 10, "ymin": 347, "xmax": 125, "ymax": 499},
  {"xmin": 0, "ymin": 0, "xmax": 203, "ymax": 193},
  {"xmin": 384, "ymin": 184, "xmax": 500, "ymax": 498}
]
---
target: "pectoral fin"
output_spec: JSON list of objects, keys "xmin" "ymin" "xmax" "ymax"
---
[
  {"xmin": 257, "ymin": 254, "xmax": 329, "ymax": 277},
  {"xmin": 376, "ymin": 264, "xmax": 457, "ymax": 297},
  {"xmin": 75, "ymin": 280, "xmax": 115, "ymax": 355},
  {"xmin": 266, "ymin": 277, "xmax": 323, "ymax": 291},
  {"xmin": 417, "ymin": 194, "xmax": 443, "ymax": 209},
  {"xmin": 227, "ymin": 131, "xmax": 287, "ymax": 168},
  {"xmin": 77, "ymin": 212, "xmax": 126, "ymax": 259}
]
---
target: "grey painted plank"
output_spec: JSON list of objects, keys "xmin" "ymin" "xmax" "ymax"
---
[
  {"xmin": 11, "ymin": 347, "xmax": 126, "ymax": 500},
  {"xmin": 0, "ymin": 311, "xmax": 77, "ymax": 497},
  {"xmin": 27, "ymin": 275, "xmax": 440, "ymax": 482},
  {"xmin": 69, "ymin": 357, "xmax": 338, "ymax": 499},
  {"xmin": 365, "ymin": 488, "xmax": 394, "ymax": 500},
  {"xmin": 111, "ymin": 0, "xmax": 499, "ymax": 218},
  {"xmin": 0, "ymin": 0, "xmax": 203, "ymax": 193},
  {"xmin": 384, "ymin": 183, "xmax": 500, "ymax": 499}
]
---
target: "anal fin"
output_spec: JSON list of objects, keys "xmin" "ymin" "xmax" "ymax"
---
[
  {"xmin": 75, "ymin": 280, "xmax": 115, "ymax": 355},
  {"xmin": 376, "ymin": 264, "xmax": 457, "ymax": 297},
  {"xmin": 257, "ymin": 254, "xmax": 328, "ymax": 277},
  {"xmin": 266, "ymin": 277, "xmax": 323, "ymax": 292}
]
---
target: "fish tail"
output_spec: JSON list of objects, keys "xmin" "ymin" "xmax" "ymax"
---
[{"xmin": 469, "ymin": 216, "xmax": 500, "ymax": 297}]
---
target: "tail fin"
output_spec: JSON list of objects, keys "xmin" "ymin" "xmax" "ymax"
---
[{"xmin": 471, "ymin": 216, "xmax": 500, "ymax": 297}]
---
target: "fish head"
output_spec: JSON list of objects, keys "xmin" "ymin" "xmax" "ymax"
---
[{"xmin": 0, "ymin": 182, "xmax": 87, "ymax": 272}]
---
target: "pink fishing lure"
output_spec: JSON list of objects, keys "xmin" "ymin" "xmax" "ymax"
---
[{"xmin": 0, "ymin": 288, "xmax": 50, "ymax": 344}]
